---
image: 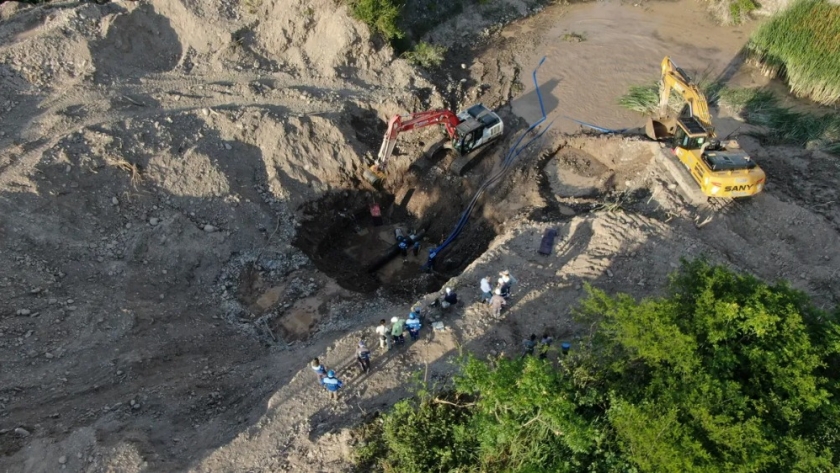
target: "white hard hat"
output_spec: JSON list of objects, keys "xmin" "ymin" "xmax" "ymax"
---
[
  {"xmin": 445, "ymin": 287, "xmax": 452, "ymax": 294},
  {"xmin": 495, "ymin": 288, "xmax": 501, "ymax": 295},
  {"xmin": 391, "ymin": 316, "xmax": 398, "ymax": 323}
]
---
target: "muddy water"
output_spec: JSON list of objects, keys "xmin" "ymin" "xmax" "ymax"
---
[{"xmin": 510, "ymin": 0, "xmax": 755, "ymax": 133}]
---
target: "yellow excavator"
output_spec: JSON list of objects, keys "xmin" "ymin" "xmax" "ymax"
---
[{"xmin": 646, "ymin": 56, "xmax": 766, "ymax": 198}]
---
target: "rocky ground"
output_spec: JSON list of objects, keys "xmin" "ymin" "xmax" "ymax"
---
[{"xmin": 0, "ymin": 0, "xmax": 838, "ymax": 472}]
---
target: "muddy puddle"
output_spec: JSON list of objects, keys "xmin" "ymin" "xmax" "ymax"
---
[{"xmin": 509, "ymin": 0, "xmax": 756, "ymax": 133}]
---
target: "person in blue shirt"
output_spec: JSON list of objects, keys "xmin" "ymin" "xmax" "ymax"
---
[
  {"xmin": 395, "ymin": 228, "xmax": 410, "ymax": 257},
  {"xmin": 321, "ymin": 370, "xmax": 344, "ymax": 400},
  {"xmin": 522, "ymin": 334, "xmax": 537, "ymax": 357},
  {"xmin": 356, "ymin": 340, "xmax": 371, "ymax": 373},
  {"xmin": 405, "ymin": 312, "xmax": 422, "ymax": 341}
]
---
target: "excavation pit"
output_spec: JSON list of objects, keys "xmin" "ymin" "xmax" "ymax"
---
[{"xmin": 293, "ymin": 184, "xmax": 497, "ymax": 297}]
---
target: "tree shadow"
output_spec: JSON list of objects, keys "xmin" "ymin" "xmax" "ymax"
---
[{"xmin": 90, "ymin": 2, "xmax": 183, "ymax": 84}]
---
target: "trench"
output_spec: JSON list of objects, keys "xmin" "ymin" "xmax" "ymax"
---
[{"xmin": 292, "ymin": 178, "xmax": 498, "ymax": 297}]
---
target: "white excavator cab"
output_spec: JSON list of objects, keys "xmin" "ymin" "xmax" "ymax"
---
[{"xmin": 454, "ymin": 104, "xmax": 504, "ymax": 154}]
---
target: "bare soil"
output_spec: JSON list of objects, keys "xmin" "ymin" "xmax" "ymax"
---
[{"xmin": 1, "ymin": 1, "xmax": 838, "ymax": 472}]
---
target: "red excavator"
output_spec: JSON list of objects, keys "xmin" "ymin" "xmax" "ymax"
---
[{"xmin": 363, "ymin": 103, "xmax": 504, "ymax": 185}]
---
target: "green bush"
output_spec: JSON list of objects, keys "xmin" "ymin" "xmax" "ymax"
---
[
  {"xmin": 728, "ymin": 0, "xmax": 759, "ymax": 24},
  {"xmin": 401, "ymin": 41, "xmax": 447, "ymax": 69},
  {"xmin": 354, "ymin": 260, "xmax": 840, "ymax": 472},
  {"xmin": 354, "ymin": 392, "xmax": 479, "ymax": 472},
  {"xmin": 349, "ymin": 0, "xmax": 406, "ymax": 41},
  {"xmin": 746, "ymin": 0, "xmax": 840, "ymax": 105}
]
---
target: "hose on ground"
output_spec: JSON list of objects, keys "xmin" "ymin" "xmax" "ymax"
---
[{"xmin": 423, "ymin": 57, "xmax": 553, "ymax": 271}]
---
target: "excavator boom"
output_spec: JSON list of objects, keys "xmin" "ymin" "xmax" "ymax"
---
[
  {"xmin": 646, "ymin": 56, "xmax": 766, "ymax": 199},
  {"xmin": 375, "ymin": 110, "xmax": 459, "ymax": 173},
  {"xmin": 657, "ymin": 56, "xmax": 713, "ymax": 129},
  {"xmin": 363, "ymin": 104, "xmax": 503, "ymax": 185}
]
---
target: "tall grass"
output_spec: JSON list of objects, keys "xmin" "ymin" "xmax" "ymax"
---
[
  {"xmin": 746, "ymin": 0, "xmax": 840, "ymax": 105},
  {"xmin": 719, "ymin": 87, "xmax": 840, "ymax": 154},
  {"xmin": 618, "ymin": 75, "xmax": 724, "ymax": 115},
  {"xmin": 618, "ymin": 79, "xmax": 840, "ymax": 154},
  {"xmin": 706, "ymin": 0, "xmax": 759, "ymax": 25}
]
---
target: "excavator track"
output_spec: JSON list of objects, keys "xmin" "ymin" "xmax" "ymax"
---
[{"xmin": 449, "ymin": 141, "xmax": 498, "ymax": 176}]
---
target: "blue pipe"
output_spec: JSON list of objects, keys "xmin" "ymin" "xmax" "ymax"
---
[
  {"xmin": 424, "ymin": 57, "xmax": 553, "ymax": 271},
  {"xmin": 563, "ymin": 116, "xmax": 630, "ymax": 134}
]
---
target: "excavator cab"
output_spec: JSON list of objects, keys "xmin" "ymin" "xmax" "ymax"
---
[
  {"xmin": 646, "ymin": 103, "xmax": 695, "ymax": 142},
  {"xmin": 453, "ymin": 119, "xmax": 485, "ymax": 154},
  {"xmin": 453, "ymin": 104, "xmax": 504, "ymax": 154}
]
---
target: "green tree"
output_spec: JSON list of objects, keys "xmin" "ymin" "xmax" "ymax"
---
[
  {"xmin": 354, "ymin": 259, "xmax": 840, "ymax": 472},
  {"xmin": 353, "ymin": 382, "xmax": 479, "ymax": 472},
  {"xmin": 577, "ymin": 259, "xmax": 840, "ymax": 471}
]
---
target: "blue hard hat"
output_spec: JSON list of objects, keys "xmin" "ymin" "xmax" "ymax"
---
[
  {"xmin": 327, "ymin": 370, "xmax": 335, "ymax": 377},
  {"xmin": 359, "ymin": 340, "xmax": 366, "ymax": 347},
  {"xmin": 409, "ymin": 313, "xmax": 416, "ymax": 319}
]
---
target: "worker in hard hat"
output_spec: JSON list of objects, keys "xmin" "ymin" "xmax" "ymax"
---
[
  {"xmin": 405, "ymin": 312, "xmax": 422, "ymax": 341},
  {"xmin": 441, "ymin": 287, "xmax": 458, "ymax": 309},
  {"xmin": 391, "ymin": 316, "xmax": 406, "ymax": 346},
  {"xmin": 409, "ymin": 229, "xmax": 421, "ymax": 256},
  {"xmin": 356, "ymin": 340, "xmax": 372, "ymax": 373},
  {"xmin": 497, "ymin": 270, "xmax": 517, "ymax": 300},
  {"xmin": 489, "ymin": 288, "xmax": 506, "ymax": 318},
  {"xmin": 321, "ymin": 370, "xmax": 343, "ymax": 401}
]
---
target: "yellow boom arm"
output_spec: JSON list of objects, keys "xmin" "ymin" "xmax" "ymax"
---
[{"xmin": 657, "ymin": 56, "xmax": 713, "ymax": 129}]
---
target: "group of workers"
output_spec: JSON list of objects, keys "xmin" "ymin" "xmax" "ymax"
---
[
  {"xmin": 394, "ymin": 228, "xmax": 421, "ymax": 258},
  {"xmin": 523, "ymin": 333, "xmax": 571, "ymax": 358},
  {"xmin": 480, "ymin": 270, "xmax": 517, "ymax": 318},
  {"xmin": 313, "ymin": 270, "xmax": 519, "ymax": 400}
]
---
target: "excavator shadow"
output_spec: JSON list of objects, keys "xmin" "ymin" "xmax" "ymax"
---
[{"xmin": 407, "ymin": 138, "xmax": 449, "ymax": 175}]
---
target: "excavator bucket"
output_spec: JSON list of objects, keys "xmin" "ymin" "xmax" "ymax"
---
[
  {"xmin": 645, "ymin": 116, "xmax": 677, "ymax": 141},
  {"xmin": 363, "ymin": 165, "xmax": 385, "ymax": 186}
]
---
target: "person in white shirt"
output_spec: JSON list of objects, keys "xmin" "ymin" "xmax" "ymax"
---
[
  {"xmin": 375, "ymin": 319, "xmax": 391, "ymax": 350},
  {"xmin": 480, "ymin": 276, "xmax": 492, "ymax": 303}
]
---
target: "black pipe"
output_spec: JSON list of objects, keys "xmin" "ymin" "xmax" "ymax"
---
[{"xmin": 365, "ymin": 229, "xmax": 426, "ymax": 273}]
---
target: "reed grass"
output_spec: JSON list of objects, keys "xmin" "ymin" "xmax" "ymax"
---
[
  {"xmin": 618, "ymin": 75, "xmax": 724, "ymax": 115},
  {"xmin": 746, "ymin": 0, "xmax": 840, "ymax": 105},
  {"xmin": 619, "ymin": 80, "xmax": 840, "ymax": 154},
  {"xmin": 720, "ymin": 87, "xmax": 840, "ymax": 154}
]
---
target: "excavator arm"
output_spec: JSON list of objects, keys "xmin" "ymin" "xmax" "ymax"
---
[
  {"xmin": 375, "ymin": 110, "xmax": 460, "ymax": 172},
  {"xmin": 657, "ymin": 56, "xmax": 713, "ymax": 129}
]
